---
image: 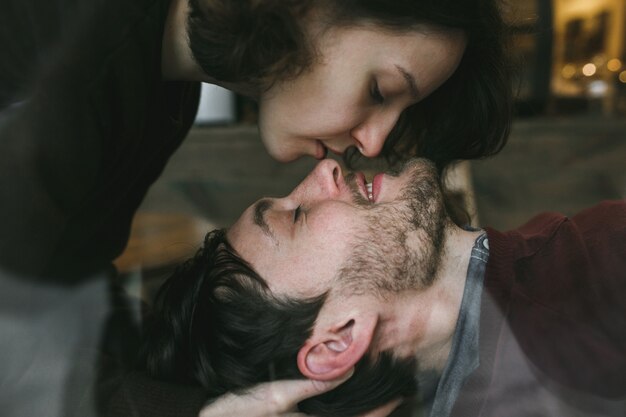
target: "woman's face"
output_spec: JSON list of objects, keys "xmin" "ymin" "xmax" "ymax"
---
[{"xmin": 257, "ymin": 24, "xmax": 467, "ymax": 162}]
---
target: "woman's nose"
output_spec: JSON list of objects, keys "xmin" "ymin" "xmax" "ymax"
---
[{"xmin": 350, "ymin": 112, "xmax": 399, "ymax": 157}]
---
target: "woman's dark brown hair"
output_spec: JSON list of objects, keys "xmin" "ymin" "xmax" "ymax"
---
[{"xmin": 187, "ymin": 0, "xmax": 513, "ymax": 171}]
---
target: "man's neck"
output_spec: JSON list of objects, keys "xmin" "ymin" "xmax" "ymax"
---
[{"xmin": 377, "ymin": 226, "xmax": 482, "ymax": 373}]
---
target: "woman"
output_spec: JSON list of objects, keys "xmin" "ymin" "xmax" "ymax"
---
[
  {"xmin": 0, "ymin": 0, "xmax": 511, "ymax": 416},
  {"xmin": 165, "ymin": 0, "xmax": 511, "ymax": 168}
]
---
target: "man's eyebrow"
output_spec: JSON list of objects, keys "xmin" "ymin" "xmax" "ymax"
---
[
  {"xmin": 396, "ymin": 65, "xmax": 419, "ymax": 100},
  {"xmin": 253, "ymin": 198, "xmax": 275, "ymax": 240}
]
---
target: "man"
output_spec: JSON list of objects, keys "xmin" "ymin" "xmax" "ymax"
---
[{"xmin": 145, "ymin": 158, "xmax": 626, "ymax": 417}]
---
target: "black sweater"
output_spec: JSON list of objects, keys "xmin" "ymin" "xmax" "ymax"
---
[{"xmin": 0, "ymin": 0, "xmax": 200, "ymax": 282}]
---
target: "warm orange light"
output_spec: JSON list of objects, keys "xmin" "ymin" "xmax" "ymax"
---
[
  {"xmin": 561, "ymin": 64, "xmax": 576, "ymax": 79},
  {"xmin": 582, "ymin": 63, "xmax": 597, "ymax": 77},
  {"xmin": 607, "ymin": 58, "xmax": 622, "ymax": 72},
  {"xmin": 619, "ymin": 71, "xmax": 626, "ymax": 83}
]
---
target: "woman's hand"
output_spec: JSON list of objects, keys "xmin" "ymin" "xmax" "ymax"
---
[
  {"xmin": 198, "ymin": 369, "xmax": 401, "ymax": 417},
  {"xmin": 198, "ymin": 371, "xmax": 352, "ymax": 417}
]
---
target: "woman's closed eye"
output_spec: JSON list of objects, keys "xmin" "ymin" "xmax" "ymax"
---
[{"xmin": 370, "ymin": 80, "xmax": 384, "ymax": 104}]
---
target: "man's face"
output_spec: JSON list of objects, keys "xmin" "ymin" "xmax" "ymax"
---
[{"xmin": 227, "ymin": 158, "xmax": 447, "ymax": 298}]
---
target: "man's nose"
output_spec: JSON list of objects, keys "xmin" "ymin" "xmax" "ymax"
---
[{"xmin": 304, "ymin": 159, "xmax": 343, "ymax": 199}]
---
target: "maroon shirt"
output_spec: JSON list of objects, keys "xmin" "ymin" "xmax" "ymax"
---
[{"xmin": 451, "ymin": 200, "xmax": 626, "ymax": 416}]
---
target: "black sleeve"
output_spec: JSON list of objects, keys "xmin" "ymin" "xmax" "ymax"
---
[{"xmin": 0, "ymin": 0, "xmax": 105, "ymax": 278}]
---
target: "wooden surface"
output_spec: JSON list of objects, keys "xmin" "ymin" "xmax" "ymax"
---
[{"xmin": 113, "ymin": 212, "xmax": 213, "ymax": 273}]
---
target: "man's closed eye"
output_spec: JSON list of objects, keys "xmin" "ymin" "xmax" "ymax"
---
[{"xmin": 293, "ymin": 205, "xmax": 303, "ymax": 223}]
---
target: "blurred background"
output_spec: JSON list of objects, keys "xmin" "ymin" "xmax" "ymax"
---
[{"xmin": 114, "ymin": 0, "xmax": 626, "ymax": 298}]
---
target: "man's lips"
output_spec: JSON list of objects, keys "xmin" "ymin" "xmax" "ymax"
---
[
  {"xmin": 372, "ymin": 173, "xmax": 384, "ymax": 203},
  {"xmin": 354, "ymin": 172, "xmax": 369, "ymax": 201},
  {"xmin": 351, "ymin": 172, "xmax": 384, "ymax": 203}
]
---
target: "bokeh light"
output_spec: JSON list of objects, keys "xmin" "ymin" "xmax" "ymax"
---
[
  {"xmin": 588, "ymin": 80, "xmax": 608, "ymax": 97},
  {"xmin": 561, "ymin": 64, "xmax": 576, "ymax": 79},
  {"xmin": 607, "ymin": 58, "xmax": 622, "ymax": 72},
  {"xmin": 582, "ymin": 63, "xmax": 597, "ymax": 77}
]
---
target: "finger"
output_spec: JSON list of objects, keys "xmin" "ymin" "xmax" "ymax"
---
[
  {"xmin": 263, "ymin": 368, "xmax": 355, "ymax": 412},
  {"xmin": 358, "ymin": 397, "xmax": 403, "ymax": 417},
  {"xmin": 199, "ymin": 370, "xmax": 356, "ymax": 417},
  {"xmin": 281, "ymin": 368, "xmax": 355, "ymax": 404}
]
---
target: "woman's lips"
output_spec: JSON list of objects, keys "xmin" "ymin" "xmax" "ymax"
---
[{"xmin": 315, "ymin": 140, "xmax": 328, "ymax": 159}]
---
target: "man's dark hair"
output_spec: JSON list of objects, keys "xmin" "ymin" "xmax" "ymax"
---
[
  {"xmin": 141, "ymin": 229, "xmax": 418, "ymax": 417},
  {"xmin": 187, "ymin": 0, "xmax": 513, "ymax": 171}
]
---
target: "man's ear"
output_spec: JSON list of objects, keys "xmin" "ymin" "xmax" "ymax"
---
[{"xmin": 296, "ymin": 312, "xmax": 377, "ymax": 381}]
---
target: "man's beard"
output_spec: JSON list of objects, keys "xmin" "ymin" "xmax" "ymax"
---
[{"xmin": 339, "ymin": 159, "xmax": 447, "ymax": 296}]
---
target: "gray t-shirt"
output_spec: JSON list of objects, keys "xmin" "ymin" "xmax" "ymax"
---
[{"xmin": 417, "ymin": 233, "xmax": 489, "ymax": 417}]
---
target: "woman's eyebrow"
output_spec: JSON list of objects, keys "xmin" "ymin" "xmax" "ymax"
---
[{"xmin": 396, "ymin": 65, "xmax": 419, "ymax": 99}]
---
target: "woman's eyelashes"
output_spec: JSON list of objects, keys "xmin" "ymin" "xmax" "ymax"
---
[
  {"xmin": 370, "ymin": 80, "xmax": 384, "ymax": 104},
  {"xmin": 293, "ymin": 205, "xmax": 303, "ymax": 223}
]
